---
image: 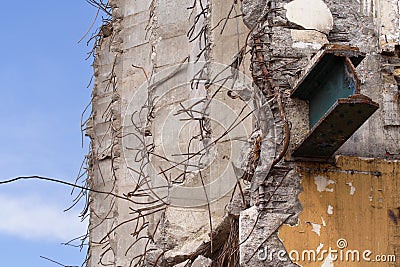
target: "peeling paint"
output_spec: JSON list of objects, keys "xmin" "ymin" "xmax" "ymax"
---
[
  {"xmin": 314, "ymin": 176, "xmax": 336, "ymax": 192},
  {"xmin": 310, "ymin": 222, "xmax": 321, "ymax": 236},
  {"xmin": 327, "ymin": 205, "xmax": 333, "ymax": 215},
  {"xmin": 281, "ymin": 157, "xmax": 400, "ymax": 267},
  {"xmin": 346, "ymin": 182, "xmax": 356, "ymax": 195},
  {"xmin": 320, "ymin": 253, "xmax": 334, "ymax": 266},
  {"xmin": 321, "ymin": 217, "xmax": 326, "ymax": 227}
]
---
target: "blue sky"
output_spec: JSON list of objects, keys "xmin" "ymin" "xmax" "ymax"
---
[{"xmin": 0, "ymin": 1, "xmax": 99, "ymax": 266}]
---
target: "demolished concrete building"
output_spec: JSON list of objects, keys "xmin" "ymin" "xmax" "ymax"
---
[{"xmin": 86, "ymin": 0, "xmax": 400, "ymax": 266}]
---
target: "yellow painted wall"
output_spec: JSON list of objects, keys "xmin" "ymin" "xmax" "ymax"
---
[{"xmin": 279, "ymin": 156, "xmax": 400, "ymax": 266}]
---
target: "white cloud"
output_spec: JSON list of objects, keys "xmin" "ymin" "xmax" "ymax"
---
[{"xmin": 0, "ymin": 194, "xmax": 88, "ymax": 242}]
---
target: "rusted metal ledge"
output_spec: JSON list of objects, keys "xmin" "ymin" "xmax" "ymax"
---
[
  {"xmin": 292, "ymin": 94, "xmax": 379, "ymax": 160},
  {"xmin": 290, "ymin": 45, "xmax": 378, "ymax": 160}
]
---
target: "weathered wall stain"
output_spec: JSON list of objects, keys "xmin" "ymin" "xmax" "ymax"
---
[{"xmin": 279, "ymin": 156, "xmax": 400, "ymax": 266}]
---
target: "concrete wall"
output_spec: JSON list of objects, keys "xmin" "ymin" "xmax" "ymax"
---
[
  {"xmin": 87, "ymin": 0, "xmax": 400, "ymax": 266},
  {"xmin": 280, "ymin": 156, "xmax": 400, "ymax": 266}
]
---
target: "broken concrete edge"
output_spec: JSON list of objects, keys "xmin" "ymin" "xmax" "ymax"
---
[
  {"xmin": 238, "ymin": 207, "xmax": 299, "ymax": 266},
  {"xmin": 173, "ymin": 259, "xmax": 191, "ymax": 267},
  {"xmin": 149, "ymin": 177, "xmax": 299, "ymax": 266},
  {"xmin": 158, "ymin": 178, "xmax": 301, "ymax": 266},
  {"xmin": 148, "ymin": 214, "xmax": 234, "ymax": 266},
  {"xmin": 236, "ymin": 168, "xmax": 303, "ymax": 266}
]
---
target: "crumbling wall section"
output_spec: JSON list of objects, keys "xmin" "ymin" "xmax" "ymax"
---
[
  {"xmin": 242, "ymin": 0, "xmax": 400, "ymax": 159},
  {"xmin": 86, "ymin": 0, "xmax": 124, "ymax": 265},
  {"xmin": 88, "ymin": 0, "xmax": 255, "ymax": 266},
  {"xmin": 87, "ymin": 0, "xmax": 400, "ymax": 266},
  {"xmin": 237, "ymin": 0, "xmax": 400, "ymax": 265}
]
